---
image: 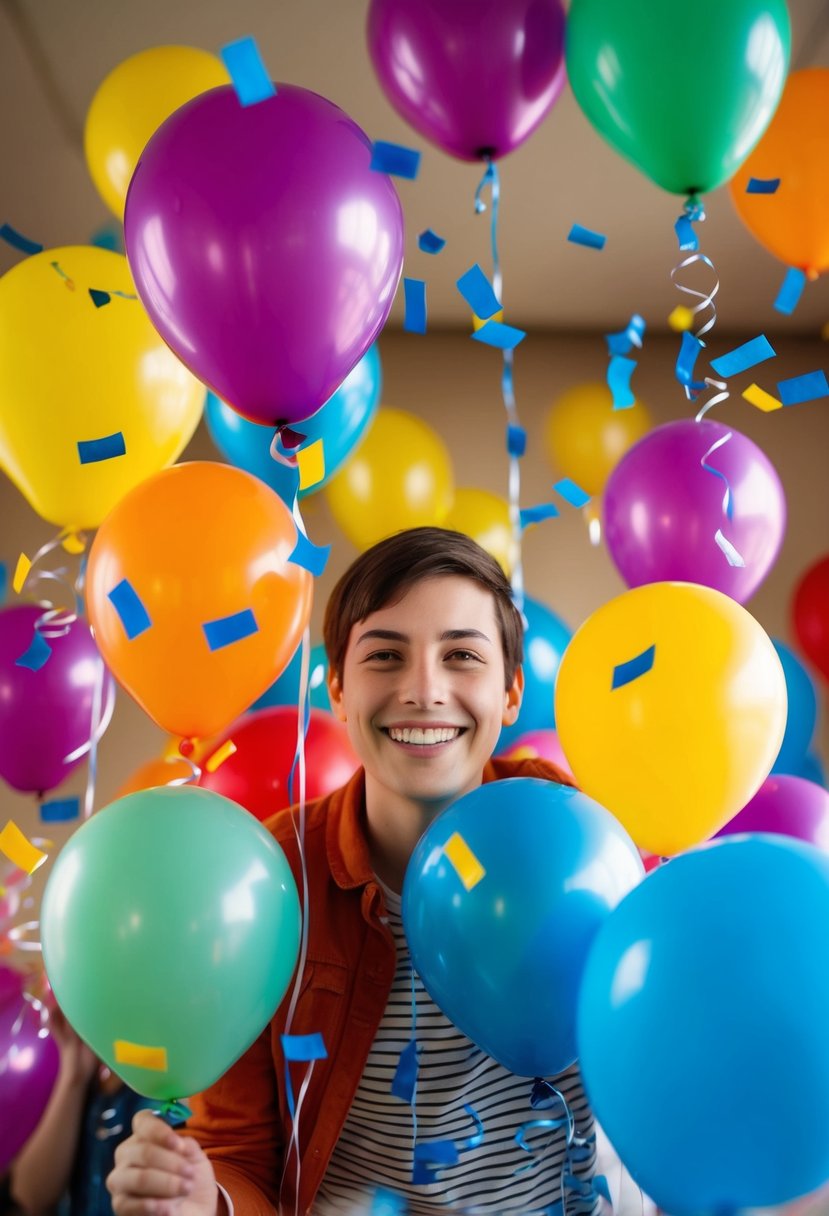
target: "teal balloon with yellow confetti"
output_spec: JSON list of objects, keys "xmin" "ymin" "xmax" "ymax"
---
[{"xmin": 41, "ymin": 785, "xmax": 300, "ymax": 1099}]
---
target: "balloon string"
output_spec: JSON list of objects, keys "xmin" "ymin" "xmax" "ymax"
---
[
  {"xmin": 475, "ymin": 160, "xmax": 525, "ymax": 612},
  {"xmin": 516, "ymin": 1079, "xmax": 597, "ymax": 1215},
  {"xmin": 16, "ymin": 528, "xmax": 87, "ymax": 637},
  {"xmin": 671, "ymin": 196, "xmax": 729, "ymax": 422}
]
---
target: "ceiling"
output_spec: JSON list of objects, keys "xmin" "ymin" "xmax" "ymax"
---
[{"xmin": 1, "ymin": 0, "xmax": 828, "ymax": 334}]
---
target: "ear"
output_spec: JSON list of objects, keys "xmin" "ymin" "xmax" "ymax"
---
[
  {"xmin": 502, "ymin": 665, "xmax": 524, "ymax": 726},
  {"xmin": 328, "ymin": 669, "xmax": 347, "ymax": 723}
]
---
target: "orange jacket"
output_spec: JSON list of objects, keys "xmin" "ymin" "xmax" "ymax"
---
[{"xmin": 185, "ymin": 756, "xmax": 573, "ymax": 1215}]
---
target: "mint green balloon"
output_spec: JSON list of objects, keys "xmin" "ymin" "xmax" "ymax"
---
[
  {"xmin": 41, "ymin": 786, "xmax": 300, "ymax": 1099},
  {"xmin": 566, "ymin": 0, "xmax": 791, "ymax": 194}
]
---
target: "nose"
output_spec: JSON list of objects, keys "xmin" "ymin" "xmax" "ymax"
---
[{"xmin": 399, "ymin": 653, "xmax": 447, "ymax": 707}]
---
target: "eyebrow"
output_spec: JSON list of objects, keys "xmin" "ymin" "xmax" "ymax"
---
[{"xmin": 355, "ymin": 628, "xmax": 493, "ymax": 647}]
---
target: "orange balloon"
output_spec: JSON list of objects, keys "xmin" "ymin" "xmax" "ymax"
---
[
  {"xmin": 85, "ymin": 462, "xmax": 313, "ymax": 739},
  {"xmin": 729, "ymin": 68, "xmax": 829, "ymax": 277}
]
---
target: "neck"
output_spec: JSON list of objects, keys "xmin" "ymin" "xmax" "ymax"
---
[{"xmin": 364, "ymin": 777, "xmax": 458, "ymax": 895}]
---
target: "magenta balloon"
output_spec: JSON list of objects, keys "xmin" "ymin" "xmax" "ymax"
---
[
  {"xmin": 603, "ymin": 419, "xmax": 786, "ymax": 603},
  {"xmin": 367, "ymin": 0, "xmax": 566, "ymax": 161},
  {"xmin": 124, "ymin": 85, "xmax": 404, "ymax": 427},
  {"xmin": 0, "ymin": 965, "xmax": 24, "ymax": 1011},
  {"xmin": 717, "ymin": 775, "xmax": 829, "ymax": 852},
  {"xmin": 0, "ymin": 994, "xmax": 59, "ymax": 1172},
  {"xmin": 0, "ymin": 605, "xmax": 113, "ymax": 794}
]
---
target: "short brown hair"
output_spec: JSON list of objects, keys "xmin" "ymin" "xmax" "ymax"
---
[{"xmin": 323, "ymin": 527, "xmax": 523, "ymax": 688}]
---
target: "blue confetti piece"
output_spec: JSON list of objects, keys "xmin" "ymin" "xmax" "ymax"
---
[
  {"xmin": 15, "ymin": 630, "xmax": 52, "ymax": 671},
  {"xmin": 520, "ymin": 503, "xmax": 559, "ymax": 528},
  {"xmin": 0, "ymin": 562, "xmax": 7, "ymax": 605},
  {"xmin": 77, "ymin": 431, "xmax": 126, "ymax": 464},
  {"xmin": 88, "ymin": 288, "xmax": 111, "ymax": 308},
  {"xmin": 777, "ymin": 370, "xmax": 829, "ymax": 406},
  {"xmin": 371, "ymin": 1188, "xmax": 406, "ymax": 1216},
  {"xmin": 220, "ymin": 36, "xmax": 276, "ymax": 107},
  {"xmin": 281, "ymin": 1032, "xmax": 327, "ymax": 1062},
  {"xmin": 774, "ymin": 267, "xmax": 807, "ymax": 316},
  {"xmin": 90, "ymin": 223, "xmax": 124, "ymax": 253},
  {"xmin": 567, "ymin": 223, "xmax": 606, "ymax": 250},
  {"xmin": 403, "ymin": 277, "xmax": 427, "ymax": 334},
  {"xmin": 553, "ymin": 478, "xmax": 590, "ymax": 509},
  {"xmin": 709, "ymin": 334, "xmax": 776, "ymax": 378},
  {"xmin": 390, "ymin": 1039, "xmax": 419, "ymax": 1103},
  {"xmin": 108, "ymin": 579, "xmax": 152, "ymax": 641},
  {"xmin": 456, "ymin": 263, "xmax": 501, "ymax": 320},
  {"xmin": 471, "ymin": 320, "xmax": 526, "ymax": 350},
  {"xmin": 412, "ymin": 1140, "xmax": 459, "ymax": 1185},
  {"xmin": 674, "ymin": 214, "xmax": 699, "ymax": 252},
  {"xmin": 370, "ymin": 140, "xmax": 420, "ymax": 180},
  {"xmin": 1, "ymin": 224, "xmax": 43, "ymax": 255},
  {"xmin": 418, "ymin": 228, "xmax": 445, "ymax": 255},
  {"xmin": 594, "ymin": 1176, "xmax": 612, "ymax": 1204},
  {"xmin": 605, "ymin": 314, "xmax": 645, "ymax": 356},
  {"xmin": 40, "ymin": 798, "xmax": 80, "ymax": 823},
  {"xmin": 747, "ymin": 177, "xmax": 780, "ymax": 194},
  {"xmin": 289, "ymin": 530, "xmax": 331, "ymax": 576},
  {"xmin": 612, "ymin": 644, "xmax": 655, "ymax": 690},
  {"xmin": 675, "ymin": 330, "xmax": 706, "ymax": 393},
  {"xmin": 506, "ymin": 424, "xmax": 526, "ymax": 457},
  {"xmin": 607, "ymin": 355, "xmax": 636, "ymax": 409},
  {"xmin": 202, "ymin": 608, "xmax": 259, "ymax": 651}
]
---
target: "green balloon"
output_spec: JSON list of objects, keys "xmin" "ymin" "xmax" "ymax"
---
[
  {"xmin": 41, "ymin": 785, "xmax": 300, "ymax": 1099},
  {"xmin": 566, "ymin": 0, "xmax": 791, "ymax": 195}
]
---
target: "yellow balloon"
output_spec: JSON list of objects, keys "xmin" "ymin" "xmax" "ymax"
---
[
  {"xmin": 443, "ymin": 487, "xmax": 517, "ymax": 577},
  {"xmin": 84, "ymin": 46, "xmax": 230, "ymax": 218},
  {"xmin": 544, "ymin": 382, "xmax": 652, "ymax": 497},
  {"xmin": 324, "ymin": 408, "xmax": 454, "ymax": 551},
  {"xmin": 554, "ymin": 582, "xmax": 786, "ymax": 857},
  {"xmin": 0, "ymin": 247, "xmax": 205, "ymax": 530}
]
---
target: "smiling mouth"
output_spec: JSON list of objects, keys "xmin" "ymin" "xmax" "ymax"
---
[{"xmin": 383, "ymin": 726, "xmax": 465, "ymax": 746}]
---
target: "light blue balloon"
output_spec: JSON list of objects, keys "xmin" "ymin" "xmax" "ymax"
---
[
  {"xmin": 205, "ymin": 344, "xmax": 381, "ymax": 502},
  {"xmin": 577, "ymin": 835, "xmax": 829, "ymax": 1214},
  {"xmin": 403, "ymin": 778, "xmax": 643, "ymax": 1078},
  {"xmin": 799, "ymin": 751, "xmax": 827, "ymax": 788},
  {"xmin": 252, "ymin": 641, "xmax": 330, "ymax": 713},
  {"xmin": 771, "ymin": 639, "xmax": 818, "ymax": 775},
  {"xmin": 496, "ymin": 597, "xmax": 572, "ymax": 752}
]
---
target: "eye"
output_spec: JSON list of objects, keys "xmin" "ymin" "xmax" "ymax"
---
[
  {"xmin": 446, "ymin": 649, "xmax": 482, "ymax": 663},
  {"xmin": 363, "ymin": 649, "xmax": 401, "ymax": 663}
]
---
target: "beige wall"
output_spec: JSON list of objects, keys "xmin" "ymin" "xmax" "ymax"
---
[{"xmin": 2, "ymin": 327, "xmax": 827, "ymax": 927}]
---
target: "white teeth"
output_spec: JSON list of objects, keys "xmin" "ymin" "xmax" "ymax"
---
[{"xmin": 388, "ymin": 726, "xmax": 460, "ymax": 745}]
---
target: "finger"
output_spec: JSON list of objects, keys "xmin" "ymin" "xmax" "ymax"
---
[
  {"xmin": 108, "ymin": 1162, "xmax": 194, "ymax": 1201},
  {"xmin": 131, "ymin": 1110, "xmax": 192, "ymax": 1153},
  {"xmin": 113, "ymin": 1138, "xmax": 196, "ymax": 1178},
  {"xmin": 111, "ymin": 1197, "xmax": 178, "ymax": 1216}
]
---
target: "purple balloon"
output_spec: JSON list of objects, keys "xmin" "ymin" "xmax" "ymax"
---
[
  {"xmin": 367, "ymin": 0, "xmax": 566, "ymax": 161},
  {"xmin": 0, "ymin": 605, "xmax": 113, "ymax": 795},
  {"xmin": 0, "ymin": 993, "xmax": 59, "ymax": 1172},
  {"xmin": 125, "ymin": 85, "xmax": 404, "ymax": 428},
  {"xmin": 716, "ymin": 775, "xmax": 829, "ymax": 852},
  {"xmin": 604, "ymin": 419, "xmax": 786, "ymax": 603},
  {"xmin": 0, "ymin": 965, "xmax": 24, "ymax": 1011}
]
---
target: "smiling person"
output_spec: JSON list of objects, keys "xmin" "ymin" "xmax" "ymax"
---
[{"xmin": 106, "ymin": 526, "xmax": 619, "ymax": 1216}]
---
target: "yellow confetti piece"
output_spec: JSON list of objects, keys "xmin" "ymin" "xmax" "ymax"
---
[
  {"xmin": 296, "ymin": 439, "xmax": 325, "ymax": 491},
  {"xmin": 443, "ymin": 832, "xmax": 486, "ymax": 891},
  {"xmin": 204, "ymin": 739, "xmax": 237, "ymax": 774},
  {"xmin": 472, "ymin": 309, "xmax": 504, "ymax": 332},
  {"xmin": 668, "ymin": 306, "xmax": 694, "ymax": 332},
  {"xmin": 61, "ymin": 531, "xmax": 86, "ymax": 556},
  {"xmin": 821, "ymin": 321, "xmax": 829, "ymax": 341},
  {"xmin": 114, "ymin": 1039, "xmax": 169, "ymax": 1071},
  {"xmin": 0, "ymin": 822, "xmax": 48, "ymax": 875},
  {"xmin": 742, "ymin": 383, "xmax": 782, "ymax": 412},
  {"xmin": 13, "ymin": 553, "xmax": 31, "ymax": 594}
]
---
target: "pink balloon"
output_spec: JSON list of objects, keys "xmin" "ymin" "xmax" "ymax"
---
[
  {"xmin": 716, "ymin": 775, "xmax": 829, "ymax": 852},
  {"xmin": 0, "ymin": 605, "xmax": 113, "ymax": 795},
  {"xmin": 500, "ymin": 728, "xmax": 572, "ymax": 777},
  {"xmin": 0, "ymin": 965, "xmax": 24, "ymax": 1010},
  {"xmin": 0, "ymin": 992, "xmax": 59, "ymax": 1172},
  {"xmin": 125, "ymin": 85, "xmax": 404, "ymax": 428},
  {"xmin": 604, "ymin": 420, "xmax": 786, "ymax": 604},
  {"xmin": 367, "ymin": 0, "xmax": 566, "ymax": 161}
]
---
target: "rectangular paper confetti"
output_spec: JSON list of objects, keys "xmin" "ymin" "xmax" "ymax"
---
[
  {"xmin": 289, "ymin": 530, "xmax": 330, "ymax": 576},
  {"xmin": 77, "ymin": 431, "xmax": 126, "ymax": 464},
  {"xmin": 456, "ymin": 264, "xmax": 501, "ymax": 320},
  {"xmin": 506, "ymin": 424, "xmax": 526, "ymax": 457},
  {"xmin": 777, "ymin": 370, "xmax": 829, "ymax": 406},
  {"xmin": 471, "ymin": 320, "xmax": 526, "ymax": 350},
  {"xmin": 220, "ymin": 36, "xmax": 276, "ymax": 106},
  {"xmin": 520, "ymin": 503, "xmax": 559, "ymax": 528},
  {"xmin": 418, "ymin": 229, "xmax": 445, "ymax": 255},
  {"xmin": 553, "ymin": 478, "xmax": 590, "ymax": 509},
  {"xmin": 0, "ymin": 562, "xmax": 6, "ymax": 605},
  {"xmin": 202, "ymin": 608, "xmax": 259, "ymax": 651},
  {"xmin": 15, "ymin": 630, "xmax": 52, "ymax": 671},
  {"xmin": 709, "ymin": 335, "xmax": 776, "ymax": 378},
  {"xmin": 281, "ymin": 1031, "xmax": 328, "ymax": 1061},
  {"xmin": 746, "ymin": 178, "xmax": 780, "ymax": 194},
  {"xmin": 403, "ymin": 278, "xmax": 427, "ymax": 334},
  {"xmin": 0, "ymin": 821, "xmax": 48, "ymax": 874},
  {"xmin": 370, "ymin": 141, "xmax": 421, "ymax": 180},
  {"xmin": 608, "ymin": 355, "xmax": 636, "ymax": 409},
  {"xmin": 675, "ymin": 331, "xmax": 705, "ymax": 393},
  {"xmin": 742, "ymin": 383, "xmax": 782, "ymax": 412},
  {"xmin": 13, "ymin": 553, "xmax": 31, "ymax": 595},
  {"xmin": 114, "ymin": 1039, "xmax": 169, "ymax": 1071},
  {"xmin": 605, "ymin": 314, "xmax": 646, "ymax": 356},
  {"xmin": 88, "ymin": 288, "xmax": 111, "ymax": 308},
  {"xmin": 390, "ymin": 1039, "xmax": 419, "ymax": 1103},
  {"xmin": 443, "ymin": 832, "xmax": 485, "ymax": 890},
  {"xmin": 39, "ymin": 798, "xmax": 80, "ymax": 823},
  {"xmin": 204, "ymin": 740, "xmax": 237, "ymax": 774},
  {"xmin": 296, "ymin": 439, "xmax": 325, "ymax": 490},
  {"xmin": 774, "ymin": 267, "xmax": 807, "ymax": 316},
  {"xmin": 108, "ymin": 579, "xmax": 152, "ymax": 640},
  {"xmin": 674, "ymin": 215, "xmax": 698, "ymax": 252},
  {"xmin": 612, "ymin": 644, "xmax": 655, "ymax": 690},
  {"xmin": 568, "ymin": 223, "xmax": 606, "ymax": 250},
  {"xmin": 0, "ymin": 223, "xmax": 43, "ymax": 255}
]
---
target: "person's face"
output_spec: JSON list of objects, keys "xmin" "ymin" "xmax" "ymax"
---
[{"xmin": 329, "ymin": 575, "xmax": 523, "ymax": 814}]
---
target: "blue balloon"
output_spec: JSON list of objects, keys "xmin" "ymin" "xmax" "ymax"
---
[
  {"xmin": 496, "ymin": 597, "xmax": 572, "ymax": 753},
  {"xmin": 577, "ymin": 835, "xmax": 829, "ymax": 1214},
  {"xmin": 403, "ymin": 778, "xmax": 643, "ymax": 1078},
  {"xmin": 205, "ymin": 344, "xmax": 381, "ymax": 502},
  {"xmin": 252, "ymin": 641, "xmax": 331, "ymax": 713},
  {"xmin": 799, "ymin": 751, "xmax": 827, "ymax": 788},
  {"xmin": 771, "ymin": 639, "xmax": 818, "ymax": 775}
]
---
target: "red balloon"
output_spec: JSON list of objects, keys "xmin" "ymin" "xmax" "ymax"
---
[
  {"xmin": 199, "ymin": 707, "xmax": 360, "ymax": 822},
  {"xmin": 793, "ymin": 555, "xmax": 829, "ymax": 683}
]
